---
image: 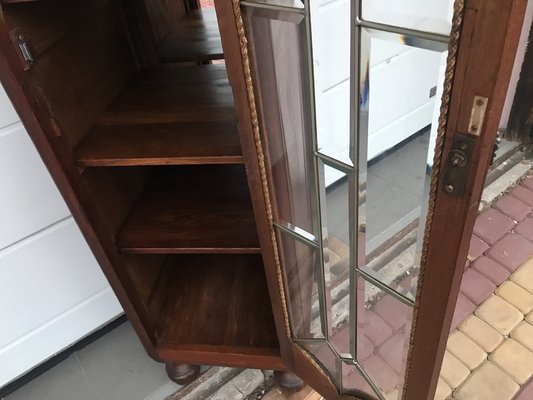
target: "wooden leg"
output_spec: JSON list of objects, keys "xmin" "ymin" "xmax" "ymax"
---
[
  {"xmin": 165, "ymin": 362, "xmax": 200, "ymax": 385},
  {"xmin": 274, "ymin": 370, "xmax": 304, "ymax": 392}
]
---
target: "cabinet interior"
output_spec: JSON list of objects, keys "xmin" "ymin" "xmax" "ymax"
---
[{"xmin": 0, "ymin": 0, "xmax": 281, "ymax": 367}]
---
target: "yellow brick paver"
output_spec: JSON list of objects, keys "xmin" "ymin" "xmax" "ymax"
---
[
  {"xmin": 439, "ymin": 351, "xmax": 470, "ymax": 389},
  {"xmin": 527, "ymin": 311, "xmax": 533, "ymax": 325},
  {"xmin": 446, "ymin": 330, "xmax": 486, "ymax": 370},
  {"xmin": 434, "ymin": 378, "xmax": 452, "ymax": 400},
  {"xmin": 459, "ymin": 315, "xmax": 503, "ymax": 352},
  {"xmin": 511, "ymin": 321, "xmax": 533, "ymax": 352},
  {"xmin": 475, "ymin": 295, "xmax": 523, "ymax": 335},
  {"xmin": 511, "ymin": 257, "xmax": 533, "ymax": 294},
  {"xmin": 495, "ymin": 281, "xmax": 533, "ymax": 314},
  {"xmin": 489, "ymin": 339, "xmax": 533, "ymax": 384},
  {"xmin": 454, "ymin": 362, "xmax": 519, "ymax": 400}
]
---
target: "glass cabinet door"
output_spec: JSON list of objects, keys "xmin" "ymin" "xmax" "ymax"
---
[{"xmin": 238, "ymin": 0, "xmax": 525, "ymax": 398}]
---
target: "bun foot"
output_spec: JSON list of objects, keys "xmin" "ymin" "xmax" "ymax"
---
[
  {"xmin": 165, "ymin": 362, "xmax": 200, "ymax": 385},
  {"xmin": 274, "ymin": 370, "xmax": 304, "ymax": 392}
]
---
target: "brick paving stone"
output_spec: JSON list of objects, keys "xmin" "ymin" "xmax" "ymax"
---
[
  {"xmin": 511, "ymin": 321, "xmax": 533, "ymax": 353},
  {"xmin": 439, "ymin": 351, "xmax": 470, "ymax": 389},
  {"xmin": 460, "ymin": 268, "xmax": 497, "ymax": 305},
  {"xmin": 454, "ymin": 361, "xmax": 519, "ymax": 400},
  {"xmin": 495, "ymin": 281, "xmax": 533, "ymax": 314},
  {"xmin": 459, "ymin": 315, "xmax": 503, "ymax": 352},
  {"xmin": 384, "ymin": 389, "xmax": 398, "ymax": 400},
  {"xmin": 371, "ymin": 294, "xmax": 410, "ymax": 331},
  {"xmin": 434, "ymin": 378, "xmax": 452, "ymax": 400},
  {"xmin": 473, "ymin": 208, "xmax": 515, "ymax": 245},
  {"xmin": 489, "ymin": 339, "xmax": 533, "ymax": 385},
  {"xmin": 521, "ymin": 176, "xmax": 533, "ymax": 191},
  {"xmin": 450, "ymin": 294, "xmax": 477, "ymax": 331},
  {"xmin": 362, "ymin": 355, "xmax": 400, "ymax": 393},
  {"xmin": 511, "ymin": 185, "xmax": 533, "ymax": 207},
  {"xmin": 511, "ymin": 257, "xmax": 533, "ymax": 294},
  {"xmin": 468, "ymin": 235, "xmax": 490, "ymax": 261},
  {"xmin": 362, "ymin": 310, "xmax": 393, "ymax": 346},
  {"xmin": 515, "ymin": 218, "xmax": 533, "ymax": 243},
  {"xmin": 377, "ymin": 334, "xmax": 407, "ymax": 374},
  {"xmin": 486, "ymin": 233, "xmax": 533, "ymax": 272},
  {"xmin": 475, "ymin": 295, "xmax": 523, "ymax": 335},
  {"xmin": 358, "ymin": 335, "xmax": 375, "ymax": 361},
  {"xmin": 528, "ymin": 311, "xmax": 533, "ymax": 325},
  {"xmin": 471, "ymin": 256, "xmax": 511, "ymax": 285},
  {"xmin": 446, "ymin": 330, "xmax": 486, "ymax": 370},
  {"xmin": 493, "ymin": 195, "xmax": 532, "ymax": 221},
  {"xmin": 516, "ymin": 378, "xmax": 533, "ymax": 400}
]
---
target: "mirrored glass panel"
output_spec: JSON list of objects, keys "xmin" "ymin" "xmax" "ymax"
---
[
  {"xmin": 276, "ymin": 229, "xmax": 325, "ymax": 339},
  {"xmin": 362, "ymin": 0, "xmax": 455, "ymax": 35},
  {"xmin": 358, "ymin": 28, "xmax": 449, "ymax": 298},
  {"xmin": 243, "ymin": 7, "xmax": 316, "ymax": 234}
]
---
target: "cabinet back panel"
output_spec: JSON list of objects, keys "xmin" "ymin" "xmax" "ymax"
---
[
  {"xmin": 2, "ymin": 0, "xmax": 139, "ymax": 148},
  {"xmin": 144, "ymin": 0, "xmax": 186, "ymax": 44}
]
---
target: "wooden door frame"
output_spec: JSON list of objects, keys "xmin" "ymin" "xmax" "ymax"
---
[{"xmin": 404, "ymin": 0, "xmax": 527, "ymax": 399}]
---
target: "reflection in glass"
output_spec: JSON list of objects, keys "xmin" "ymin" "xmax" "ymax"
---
[
  {"xmin": 276, "ymin": 229, "xmax": 325, "ymax": 339},
  {"xmin": 244, "ymin": 7, "xmax": 316, "ymax": 234},
  {"xmin": 362, "ymin": 0, "xmax": 455, "ymax": 35},
  {"xmin": 243, "ymin": 0, "xmax": 450, "ymax": 396},
  {"xmin": 358, "ymin": 29, "xmax": 449, "ymax": 299},
  {"xmin": 357, "ymin": 274, "xmax": 413, "ymax": 398}
]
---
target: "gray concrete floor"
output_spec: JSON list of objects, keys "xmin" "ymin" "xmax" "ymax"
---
[{"xmin": 4, "ymin": 322, "xmax": 181, "ymax": 400}]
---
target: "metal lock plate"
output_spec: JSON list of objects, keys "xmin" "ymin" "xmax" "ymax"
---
[{"xmin": 442, "ymin": 133, "xmax": 476, "ymax": 197}]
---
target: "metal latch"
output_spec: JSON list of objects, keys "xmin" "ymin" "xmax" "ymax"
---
[
  {"xmin": 442, "ymin": 133, "xmax": 476, "ymax": 197},
  {"xmin": 17, "ymin": 34, "xmax": 34, "ymax": 67}
]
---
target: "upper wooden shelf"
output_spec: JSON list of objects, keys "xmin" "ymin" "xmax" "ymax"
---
[
  {"xmin": 116, "ymin": 165, "xmax": 261, "ymax": 254},
  {"xmin": 158, "ymin": 8, "xmax": 224, "ymax": 63},
  {"xmin": 151, "ymin": 254, "xmax": 283, "ymax": 369},
  {"xmin": 74, "ymin": 65, "xmax": 242, "ymax": 167}
]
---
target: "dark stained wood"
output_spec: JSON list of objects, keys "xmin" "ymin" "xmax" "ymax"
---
[
  {"xmin": 117, "ymin": 165, "xmax": 261, "ymax": 254},
  {"xmin": 0, "ymin": 3, "xmax": 158, "ymax": 358},
  {"xmin": 74, "ymin": 64, "xmax": 242, "ymax": 166},
  {"xmin": 165, "ymin": 363, "xmax": 201, "ymax": 385},
  {"xmin": 214, "ymin": 0, "xmax": 340, "ymax": 398},
  {"xmin": 404, "ymin": 1, "xmax": 528, "ymax": 399},
  {"xmin": 274, "ymin": 371, "xmax": 305, "ymax": 392},
  {"xmin": 152, "ymin": 254, "xmax": 283, "ymax": 368},
  {"xmin": 75, "ymin": 121, "xmax": 242, "ymax": 167},
  {"xmin": 159, "ymin": 8, "xmax": 224, "ymax": 63}
]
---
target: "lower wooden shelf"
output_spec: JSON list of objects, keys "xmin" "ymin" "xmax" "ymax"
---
[
  {"xmin": 116, "ymin": 165, "xmax": 261, "ymax": 254},
  {"xmin": 147, "ymin": 254, "xmax": 284, "ymax": 369}
]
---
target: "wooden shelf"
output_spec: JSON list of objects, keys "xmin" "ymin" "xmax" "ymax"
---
[
  {"xmin": 151, "ymin": 254, "xmax": 283, "ymax": 369},
  {"xmin": 74, "ymin": 65, "xmax": 242, "ymax": 167},
  {"xmin": 158, "ymin": 8, "xmax": 224, "ymax": 63},
  {"xmin": 116, "ymin": 165, "xmax": 261, "ymax": 254}
]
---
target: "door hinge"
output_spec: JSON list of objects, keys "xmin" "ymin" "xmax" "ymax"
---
[{"xmin": 443, "ymin": 133, "xmax": 476, "ymax": 197}]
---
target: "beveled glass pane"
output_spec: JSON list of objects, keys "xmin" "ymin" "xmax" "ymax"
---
[
  {"xmin": 299, "ymin": 340, "xmax": 340, "ymax": 385},
  {"xmin": 310, "ymin": 0, "xmax": 352, "ymax": 168},
  {"xmin": 358, "ymin": 28, "xmax": 449, "ymax": 299},
  {"xmin": 361, "ymin": 0, "xmax": 455, "ymax": 35},
  {"xmin": 276, "ymin": 228, "xmax": 325, "ymax": 339},
  {"xmin": 357, "ymin": 274, "xmax": 413, "ymax": 397},
  {"xmin": 243, "ymin": 7, "xmax": 316, "ymax": 234},
  {"xmin": 319, "ymin": 160, "xmax": 353, "ymax": 356},
  {"xmin": 341, "ymin": 362, "xmax": 380, "ymax": 399}
]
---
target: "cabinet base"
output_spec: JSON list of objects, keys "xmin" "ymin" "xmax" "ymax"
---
[
  {"xmin": 165, "ymin": 363, "xmax": 201, "ymax": 385},
  {"xmin": 274, "ymin": 370, "xmax": 304, "ymax": 392}
]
